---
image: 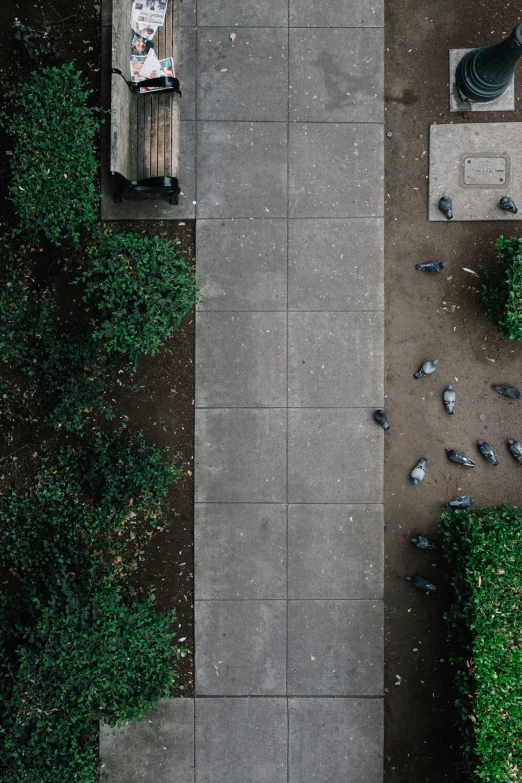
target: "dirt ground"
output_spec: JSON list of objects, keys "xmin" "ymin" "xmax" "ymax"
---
[
  {"xmin": 0, "ymin": 1, "xmax": 196, "ymax": 695},
  {"xmin": 385, "ymin": 1, "xmax": 522, "ymax": 781}
]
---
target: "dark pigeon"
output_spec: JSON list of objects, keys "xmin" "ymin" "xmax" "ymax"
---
[
  {"xmin": 415, "ymin": 260, "xmax": 447, "ymax": 272},
  {"xmin": 411, "ymin": 536, "xmax": 440, "ymax": 551},
  {"xmin": 414, "ymin": 359, "xmax": 438, "ymax": 379},
  {"xmin": 477, "ymin": 440, "xmax": 499, "ymax": 466},
  {"xmin": 410, "ymin": 457, "xmax": 427, "ymax": 485},
  {"xmin": 443, "ymin": 384, "xmax": 456, "ymax": 415},
  {"xmin": 374, "ymin": 409, "xmax": 389, "ymax": 430},
  {"xmin": 446, "ymin": 448, "xmax": 475, "ymax": 467},
  {"xmin": 507, "ymin": 439, "xmax": 522, "ymax": 465},
  {"xmin": 405, "ymin": 575, "xmax": 437, "ymax": 592},
  {"xmin": 499, "ymin": 196, "xmax": 518, "ymax": 214},
  {"xmin": 446, "ymin": 495, "xmax": 475, "ymax": 509},
  {"xmin": 438, "ymin": 195, "xmax": 453, "ymax": 220},
  {"xmin": 492, "ymin": 385, "xmax": 521, "ymax": 400}
]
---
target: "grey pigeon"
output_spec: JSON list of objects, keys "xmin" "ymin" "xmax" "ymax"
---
[
  {"xmin": 405, "ymin": 575, "xmax": 437, "ymax": 592},
  {"xmin": 411, "ymin": 536, "xmax": 440, "ymax": 551},
  {"xmin": 492, "ymin": 384, "xmax": 521, "ymax": 400},
  {"xmin": 443, "ymin": 384, "xmax": 456, "ymax": 415},
  {"xmin": 446, "ymin": 495, "xmax": 475, "ymax": 509},
  {"xmin": 415, "ymin": 260, "xmax": 447, "ymax": 272},
  {"xmin": 499, "ymin": 196, "xmax": 518, "ymax": 214},
  {"xmin": 438, "ymin": 196, "xmax": 453, "ymax": 220},
  {"xmin": 507, "ymin": 439, "xmax": 522, "ymax": 464},
  {"xmin": 414, "ymin": 359, "xmax": 438, "ymax": 379},
  {"xmin": 410, "ymin": 457, "xmax": 427, "ymax": 485},
  {"xmin": 374, "ymin": 409, "xmax": 389, "ymax": 430},
  {"xmin": 446, "ymin": 448, "xmax": 475, "ymax": 467},
  {"xmin": 477, "ymin": 440, "xmax": 499, "ymax": 466}
]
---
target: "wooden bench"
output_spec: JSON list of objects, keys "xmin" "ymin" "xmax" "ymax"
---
[{"xmin": 110, "ymin": 0, "xmax": 182, "ymax": 204}]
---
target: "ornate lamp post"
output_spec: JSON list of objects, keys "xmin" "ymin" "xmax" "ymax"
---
[{"xmin": 456, "ymin": 23, "xmax": 522, "ymax": 103}]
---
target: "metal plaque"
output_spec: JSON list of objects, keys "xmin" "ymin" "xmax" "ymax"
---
[{"xmin": 464, "ymin": 157, "xmax": 507, "ymax": 186}]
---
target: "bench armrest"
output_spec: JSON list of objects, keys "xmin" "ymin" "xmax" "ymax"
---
[{"xmin": 111, "ymin": 68, "xmax": 182, "ymax": 97}]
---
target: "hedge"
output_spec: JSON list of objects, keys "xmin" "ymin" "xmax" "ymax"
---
[
  {"xmin": 442, "ymin": 504, "xmax": 522, "ymax": 783},
  {"xmin": 482, "ymin": 236, "xmax": 522, "ymax": 341}
]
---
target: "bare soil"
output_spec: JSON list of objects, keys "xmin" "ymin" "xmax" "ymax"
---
[
  {"xmin": 385, "ymin": 1, "xmax": 522, "ymax": 780},
  {"xmin": 0, "ymin": 1, "xmax": 195, "ymax": 695}
]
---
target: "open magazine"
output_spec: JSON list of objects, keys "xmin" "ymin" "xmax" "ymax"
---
[
  {"xmin": 130, "ymin": 49, "xmax": 175, "ymax": 92},
  {"xmin": 131, "ymin": 0, "xmax": 168, "ymax": 38}
]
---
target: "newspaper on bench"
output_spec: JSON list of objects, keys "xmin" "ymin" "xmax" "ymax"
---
[
  {"xmin": 130, "ymin": 48, "xmax": 175, "ymax": 92},
  {"xmin": 131, "ymin": 0, "xmax": 168, "ymax": 38}
]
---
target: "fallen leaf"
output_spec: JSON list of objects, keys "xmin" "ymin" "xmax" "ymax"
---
[
  {"xmin": 229, "ymin": 32, "xmax": 236, "ymax": 41},
  {"xmin": 311, "ymin": 655, "xmax": 316, "ymax": 661},
  {"xmin": 463, "ymin": 267, "xmax": 479, "ymax": 276},
  {"xmin": 220, "ymin": 67, "xmax": 228, "ymax": 72}
]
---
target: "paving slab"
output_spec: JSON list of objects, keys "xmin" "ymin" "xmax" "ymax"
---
[
  {"xmin": 196, "ymin": 219, "xmax": 288, "ymax": 311},
  {"xmin": 99, "ymin": 699, "xmax": 194, "ymax": 782},
  {"xmin": 181, "ymin": 27, "xmax": 197, "ymax": 120},
  {"xmin": 289, "ymin": 123, "xmax": 384, "ymax": 218},
  {"xmin": 288, "ymin": 504, "xmax": 383, "ymax": 599},
  {"xmin": 196, "ymin": 698, "xmax": 287, "ymax": 783},
  {"xmin": 195, "ymin": 503, "xmax": 286, "ymax": 599},
  {"xmin": 288, "ymin": 408, "xmax": 383, "ymax": 503},
  {"xmin": 195, "ymin": 409, "xmax": 287, "ymax": 502},
  {"xmin": 449, "ymin": 49, "xmax": 515, "ymax": 113},
  {"xmin": 196, "ymin": 312, "xmax": 287, "ymax": 407},
  {"xmin": 197, "ymin": 0, "xmax": 289, "ymax": 27},
  {"xmin": 289, "ymin": 0, "xmax": 384, "ymax": 27},
  {"xmin": 288, "ymin": 311, "xmax": 384, "ymax": 407},
  {"xmin": 289, "ymin": 29, "xmax": 384, "ymax": 123},
  {"xmin": 287, "ymin": 600, "xmax": 383, "ymax": 695},
  {"xmin": 197, "ymin": 28, "xmax": 288, "ymax": 121},
  {"xmin": 197, "ymin": 122, "xmax": 288, "ymax": 218},
  {"xmin": 288, "ymin": 218, "xmax": 384, "ymax": 311},
  {"xmin": 429, "ymin": 122, "xmax": 522, "ymax": 221},
  {"xmin": 195, "ymin": 600, "xmax": 286, "ymax": 694},
  {"xmin": 181, "ymin": 0, "xmax": 197, "ymax": 26},
  {"xmin": 288, "ymin": 698, "xmax": 383, "ymax": 783},
  {"xmin": 101, "ymin": 121, "xmax": 196, "ymax": 220}
]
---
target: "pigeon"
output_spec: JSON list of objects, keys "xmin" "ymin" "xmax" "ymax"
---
[
  {"xmin": 438, "ymin": 195, "xmax": 453, "ymax": 220},
  {"xmin": 411, "ymin": 536, "xmax": 440, "ymax": 551},
  {"xmin": 507, "ymin": 439, "xmax": 522, "ymax": 464},
  {"xmin": 492, "ymin": 384, "xmax": 521, "ymax": 400},
  {"xmin": 405, "ymin": 575, "xmax": 437, "ymax": 592},
  {"xmin": 410, "ymin": 457, "xmax": 427, "ymax": 485},
  {"xmin": 446, "ymin": 448, "xmax": 475, "ymax": 467},
  {"xmin": 499, "ymin": 196, "xmax": 518, "ymax": 214},
  {"xmin": 446, "ymin": 495, "xmax": 475, "ymax": 509},
  {"xmin": 415, "ymin": 260, "xmax": 447, "ymax": 272},
  {"xmin": 374, "ymin": 409, "xmax": 390, "ymax": 430},
  {"xmin": 477, "ymin": 440, "xmax": 499, "ymax": 466},
  {"xmin": 443, "ymin": 384, "xmax": 456, "ymax": 415},
  {"xmin": 414, "ymin": 359, "xmax": 438, "ymax": 379}
]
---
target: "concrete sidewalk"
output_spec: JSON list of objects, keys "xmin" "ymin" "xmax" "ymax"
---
[{"xmin": 101, "ymin": 0, "xmax": 385, "ymax": 780}]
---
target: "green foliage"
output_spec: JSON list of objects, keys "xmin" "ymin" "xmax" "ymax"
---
[
  {"xmin": 0, "ymin": 62, "xmax": 99, "ymax": 246},
  {"xmin": 0, "ymin": 432, "xmax": 184, "ymax": 783},
  {"xmin": 441, "ymin": 504, "xmax": 522, "ymax": 783},
  {"xmin": 0, "ymin": 243, "xmax": 123, "ymax": 435},
  {"xmin": 82, "ymin": 229, "xmax": 200, "ymax": 361},
  {"xmin": 481, "ymin": 235, "xmax": 522, "ymax": 341}
]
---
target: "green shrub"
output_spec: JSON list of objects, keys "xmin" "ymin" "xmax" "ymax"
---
[
  {"xmin": 82, "ymin": 229, "xmax": 200, "ymax": 361},
  {"xmin": 0, "ymin": 582, "xmax": 178, "ymax": 783},
  {"xmin": 482, "ymin": 235, "xmax": 522, "ymax": 341},
  {"xmin": 441, "ymin": 504, "xmax": 522, "ymax": 783},
  {"xmin": 0, "ymin": 432, "xmax": 184, "ymax": 782},
  {"xmin": 0, "ymin": 62, "xmax": 99, "ymax": 246}
]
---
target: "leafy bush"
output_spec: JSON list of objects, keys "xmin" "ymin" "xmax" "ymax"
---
[
  {"xmin": 441, "ymin": 504, "xmax": 522, "ymax": 783},
  {"xmin": 482, "ymin": 236, "xmax": 522, "ymax": 341},
  {"xmin": 0, "ymin": 432, "xmax": 184, "ymax": 782},
  {"xmin": 0, "ymin": 62, "xmax": 99, "ymax": 246},
  {"xmin": 82, "ymin": 229, "xmax": 199, "ymax": 361},
  {"xmin": 0, "ymin": 243, "xmax": 124, "ymax": 435}
]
